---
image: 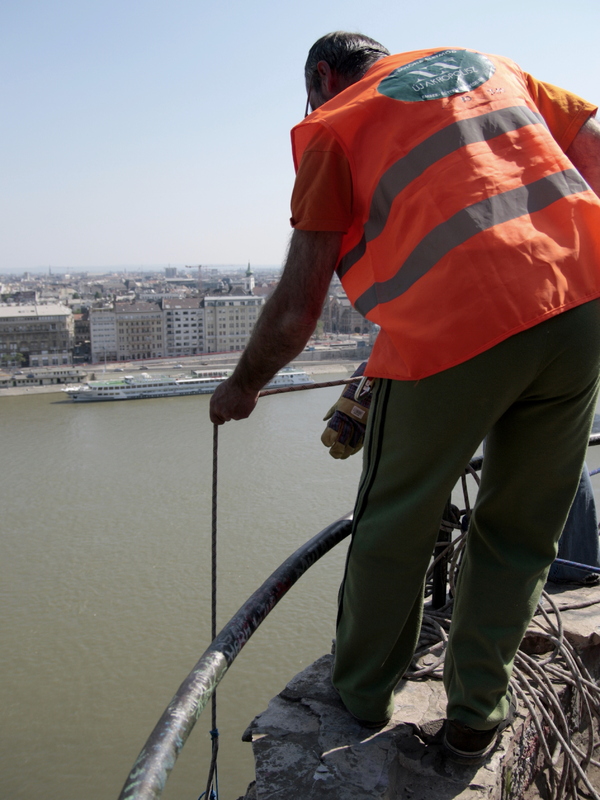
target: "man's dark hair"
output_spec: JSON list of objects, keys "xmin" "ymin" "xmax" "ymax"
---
[{"xmin": 304, "ymin": 31, "xmax": 390, "ymax": 91}]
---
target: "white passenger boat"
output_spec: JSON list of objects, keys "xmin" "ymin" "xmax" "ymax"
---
[
  {"xmin": 264, "ymin": 368, "xmax": 315, "ymax": 389},
  {"xmin": 63, "ymin": 367, "xmax": 313, "ymax": 402}
]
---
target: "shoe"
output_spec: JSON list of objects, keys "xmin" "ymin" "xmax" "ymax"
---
[
  {"xmin": 330, "ymin": 659, "xmax": 390, "ymax": 729},
  {"xmin": 443, "ymin": 720, "xmax": 501, "ymax": 763},
  {"xmin": 582, "ymin": 574, "xmax": 600, "ymax": 586},
  {"xmin": 443, "ymin": 693, "xmax": 517, "ymax": 764},
  {"xmin": 349, "ymin": 712, "xmax": 390, "ymax": 730},
  {"xmin": 333, "ymin": 688, "xmax": 391, "ymax": 729},
  {"xmin": 547, "ymin": 573, "xmax": 600, "ymax": 587}
]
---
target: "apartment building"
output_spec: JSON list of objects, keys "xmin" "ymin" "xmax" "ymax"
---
[
  {"xmin": 163, "ymin": 299, "xmax": 204, "ymax": 357},
  {"xmin": 203, "ymin": 295, "xmax": 264, "ymax": 353},
  {"xmin": 88, "ymin": 295, "xmax": 265, "ymax": 362},
  {"xmin": 90, "ymin": 307, "xmax": 118, "ymax": 363},
  {"xmin": 0, "ymin": 304, "xmax": 74, "ymax": 366},
  {"xmin": 115, "ymin": 302, "xmax": 164, "ymax": 361}
]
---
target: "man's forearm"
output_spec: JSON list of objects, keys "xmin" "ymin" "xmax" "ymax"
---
[
  {"xmin": 228, "ymin": 229, "xmax": 343, "ymax": 392},
  {"xmin": 567, "ymin": 115, "xmax": 600, "ymax": 196},
  {"xmin": 209, "ymin": 229, "xmax": 342, "ymax": 424}
]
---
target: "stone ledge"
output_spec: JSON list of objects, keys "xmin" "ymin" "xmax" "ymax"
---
[
  {"xmin": 238, "ymin": 584, "xmax": 600, "ymax": 800},
  {"xmin": 241, "ymin": 654, "xmax": 520, "ymax": 800}
]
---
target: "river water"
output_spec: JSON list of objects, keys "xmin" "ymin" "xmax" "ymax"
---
[
  {"xmin": 3, "ymin": 375, "xmax": 600, "ymax": 800},
  {"xmin": 0, "ymin": 372, "xmax": 364, "ymax": 800}
]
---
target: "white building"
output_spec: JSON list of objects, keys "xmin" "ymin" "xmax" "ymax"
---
[
  {"xmin": 90, "ymin": 307, "xmax": 118, "ymax": 363},
  {"xmin": 203, "ymin": 295, "xmax": 264, "ymax": 353},
  {"xmin": 163, "ymin": 298, "xmax": 204, "ymax": 357},
  {"xmin": 242, "ymin": 263, "xmax": 255, "ymax": 294},
  {"xmin": 89, "ymin": 294, "xmax": 265, "ymax": 362}
]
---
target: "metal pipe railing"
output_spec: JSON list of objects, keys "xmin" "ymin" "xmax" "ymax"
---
[
  {"xmin": 119, "ymin": 433, "xmax": 600, "ymax": 799},
  {"xmin": 118, "ymin": 514, "xmax": 353, "ymax": 800}
]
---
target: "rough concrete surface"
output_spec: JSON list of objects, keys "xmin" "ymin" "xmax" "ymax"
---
[
  {"xmin": 544, "ymin": 582, "xmax": 600, "ymax": 648},
  {"xmin": 242, "ymin": 654, "xmax": 516, "ymax": 800},
  {"xmin": 239, "ymin": 584, "xmax": 600, "ymax": 800}
]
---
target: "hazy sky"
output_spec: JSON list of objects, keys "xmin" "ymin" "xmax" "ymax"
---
[{"xmin": 2, "ymin": 0, "xmax": 599, "ymax": 272}]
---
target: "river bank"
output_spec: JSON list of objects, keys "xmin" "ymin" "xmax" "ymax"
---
[{"xmin": 0, "ymin": 360, "xmax": 362, "ymax": 398}]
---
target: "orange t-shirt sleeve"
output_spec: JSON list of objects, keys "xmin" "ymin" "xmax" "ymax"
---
[
  {"xmin": 290, "ymin": 125, "xmax": 353, "ymax": 232},
  {"xmin": 525, "ymin": 74, "xmax": 597, "ymax": 152}
]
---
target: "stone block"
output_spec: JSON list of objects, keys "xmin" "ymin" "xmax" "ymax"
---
[{"xmin": 243, "ymin": 654, "xmax": 518, "ymax": 799}]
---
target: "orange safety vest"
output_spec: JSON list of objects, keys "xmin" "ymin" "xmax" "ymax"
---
[{"xmin": 291, "ymin": 49, "xmax": 600, "ymax": 380}]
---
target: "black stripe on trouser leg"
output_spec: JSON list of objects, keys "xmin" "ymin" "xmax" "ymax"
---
[{"xmin": 336, "ymin": 378, "xmax": 392, "ymax": 626}]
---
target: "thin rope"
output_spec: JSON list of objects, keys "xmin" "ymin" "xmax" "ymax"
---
[
  {"xmin": 211, "ymin": 422, "xmax": 218, "ymax": 643},
  {"xmin": 258, "ymin": 376, "xmax": 360, "ymax": 397},
  {"xmin": 200, "ymin": 376, "xmax": 360, "ymax": 799},
  {"xmin": 202, "ymin": 424, "xmax": 220, "ymax": 800}
]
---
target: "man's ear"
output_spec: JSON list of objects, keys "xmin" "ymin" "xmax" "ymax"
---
[
  {"xmin": 316, "ymin": 60, "xmax": 354, "ymax": 101},
  {"xmin": 315, "ymin": 60, "xmax": 334, "ymax": 97}
]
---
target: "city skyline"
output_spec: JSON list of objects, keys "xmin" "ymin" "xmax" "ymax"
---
[{"xmin": 0, "ymin": 263, "xmax": 281, "ymax": 278}]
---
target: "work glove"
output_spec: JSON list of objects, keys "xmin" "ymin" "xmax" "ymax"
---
[{"xmin": 321, "ymin": 362, "xmax": 373, "ymax": 459}]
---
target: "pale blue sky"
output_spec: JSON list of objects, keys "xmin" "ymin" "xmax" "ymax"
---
[{"xmin": 1, "ymin": 0, "xmax": 599, "ymax": 272}]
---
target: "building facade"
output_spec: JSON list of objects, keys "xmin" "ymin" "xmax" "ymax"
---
[
  {"xmin": 0, "ymin": 304, "xmax": 74, "ymax": 367},
  {"xmin": 90, "ymin": 307, "xmax": 118, "ymax": 363},
  {"xmin": 163, "ymin": 299, "xmax": 204, "ymax": 357},
  {"xmin": 88, "ymin": 295, "xmax": 265, "ymax": 362},
  {"xmin": 203, "ymin": 295, "xmax": 264, "ymax": 353},
  {"xmin": 115, "ymin": 302, "xmax": 164, "ymax": 361},
  {"xmin": 320, "ymin": 292, "xmax": 375, "ymax": 335}
]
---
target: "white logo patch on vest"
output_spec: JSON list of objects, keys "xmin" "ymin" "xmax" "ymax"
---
[{"xmin": 378, "ymin": 50, "xmax": 495, "ymax": 102}]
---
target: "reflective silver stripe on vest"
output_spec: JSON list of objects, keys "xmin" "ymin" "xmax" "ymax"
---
[
  {"xmin": 354, "ymin": 168, "xmax": 589, "ymax": 317},
  {"xmin": 337, "ymin": 105, "xmax": 546, "ymax": 279}
]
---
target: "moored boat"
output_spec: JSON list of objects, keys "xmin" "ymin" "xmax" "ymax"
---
[
  {"xmin": 63, "ymin": 367, "xmax": 314, "ymax": 402},
  {"xmin": 264, "ymin": 367, "xmax": 315, "ymax": 389}
]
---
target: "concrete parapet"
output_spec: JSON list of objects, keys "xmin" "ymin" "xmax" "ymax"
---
[
  {"xmin": 238, "ymin": 584, "xmax": 600, "ymax": 800},
  {"xmin": 240, "ymin": 654, "xmax": 514, "ymax": 799}
]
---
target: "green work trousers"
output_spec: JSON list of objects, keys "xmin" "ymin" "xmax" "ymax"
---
[{"xmin": 332, "ymin": 300, "xmax": 600, "ymax": 729}]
